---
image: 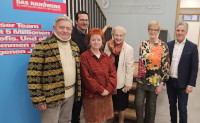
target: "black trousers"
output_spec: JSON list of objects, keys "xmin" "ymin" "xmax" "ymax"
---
[
  {"xmin": 166, "ymin": 78, "xmax": 189, "ymax": 123},
  {"xmin": 71, "ymin": 98, "xmax": 82, "ymax": 123}
]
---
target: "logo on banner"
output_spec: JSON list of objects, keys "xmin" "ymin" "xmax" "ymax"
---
[{"xmin": 13, "ymin": 0, "xmax": 67, "ymax": 14}]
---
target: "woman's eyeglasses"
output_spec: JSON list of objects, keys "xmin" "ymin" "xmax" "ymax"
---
[{"xmin": 148, "ymin": 29, "xmax": 159, "ymax": 32}]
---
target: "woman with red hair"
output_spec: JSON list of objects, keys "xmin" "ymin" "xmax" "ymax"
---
[{"xmin": 80, "ymin": 28, "xmax": 117, "ymax": 123}]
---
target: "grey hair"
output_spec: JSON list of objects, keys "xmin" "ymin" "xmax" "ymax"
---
[
  {"xmin": 176, "ymin": 21, "xmax": 188, "ymax": 32},
  {"xmin": 55, "ymin": 16, "xmax": 72, "ymax": 25},
  {"xmin": 111, "ymin": 26, "xmax": 127, "ymax": 36}
]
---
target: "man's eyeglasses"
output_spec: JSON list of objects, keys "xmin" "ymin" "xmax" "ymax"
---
[{"xmin": 79, "ymin": 19, "xmax": 89, "ymax": 22}]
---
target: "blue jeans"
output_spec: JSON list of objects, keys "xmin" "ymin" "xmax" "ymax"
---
[{"xmin": 167, "ymin": 78, "xmax": 188, "ymax": 123}]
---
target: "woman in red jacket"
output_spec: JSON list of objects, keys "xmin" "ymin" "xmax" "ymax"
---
[{"xmin": 80, "ymin": 28, "xmax": 117, "ymax": 123}]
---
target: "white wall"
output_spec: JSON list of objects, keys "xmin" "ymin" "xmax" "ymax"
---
[
  {"xmin": 186, "ymin": 22, "xmax": 200, "ymax": 45},
  {"xmin": 180, "ymin": 0, "xmax": 200, "ymax": 8},
  {"xmin": 186, "ymin": 22, "xmax": 200, "ymax": 69},
  {"xmin": 97, "ymin": 0, "xmax": 177, "ymax": 61}
]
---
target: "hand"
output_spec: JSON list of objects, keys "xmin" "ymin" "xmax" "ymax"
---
[
  {"xmin": 155, "ymin": 84, "xmax": 164, "ymax": 95},
  {"xmin": 123, "ymin": 85, "xmax": 132, "ymax": 93},
  {"xmin": 101, "ymin": 89, "xmax": 109, "ymax": 96},
  {"xmin": 185, "ymin": 86, "xmax": 193, "ymax": 94},
  {"xmin": 37, "ymin": 104, "xmax": 47, "ymax": 111}
]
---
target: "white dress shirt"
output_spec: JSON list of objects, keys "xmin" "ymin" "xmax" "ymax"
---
[{"xmin": 169, "ymin": 38, "xmax": 186, "ymax": 79}]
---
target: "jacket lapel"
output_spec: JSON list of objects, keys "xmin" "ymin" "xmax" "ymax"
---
[
  {"xmin": 69, "ymin": 40, "xmax": 80, "ymax": 63},
  {"xmin": 169, "ymin": 40, "xmax": 175, "ymax": 62},
  {"xmin": 48, "ymin": 35, "xmax": 62, "ymax": 65},
  {"xmin": 179, "ymin": 40, "xmax": 189, "ymax": 62}
]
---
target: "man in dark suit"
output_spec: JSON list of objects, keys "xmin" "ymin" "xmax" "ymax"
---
[
  {"xmin": 167, "ymin": 21, "xmax": 199, "ymax": 123},
  {"xmin": 71, "ymin": 11, "xmax": 89, "ymax": 123},
  {"xmin": 71, "ymin": 11, "xmax": 89, "ymax": 54}
]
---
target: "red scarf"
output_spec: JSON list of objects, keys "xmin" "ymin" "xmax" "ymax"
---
[{"xmin": 107, "ymin": 39, "xmax": 123, "ymax": 65}]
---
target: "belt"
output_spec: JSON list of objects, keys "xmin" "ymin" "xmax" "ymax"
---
[
  {"xmin": 64, "ymin": 85, "xmax": 74, "ymax": 90},
  {"xmin": 170, "ymin": 77, "xmax": 178, "ymax": 82}
]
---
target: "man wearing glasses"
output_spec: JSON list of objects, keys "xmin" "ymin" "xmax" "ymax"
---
[{"xmin": 71, "ymin": 11, "xmax": 89, "ymax": 123}]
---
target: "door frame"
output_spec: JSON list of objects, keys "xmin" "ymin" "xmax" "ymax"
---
[{"xmin": 175, "ymin": 0, "xmax": 200, "ymax": 39}]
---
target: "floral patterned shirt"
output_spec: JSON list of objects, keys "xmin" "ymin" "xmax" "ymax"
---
[{"xmin": 137, "ymin": 40, "xmax": 170, "ymax": 87}]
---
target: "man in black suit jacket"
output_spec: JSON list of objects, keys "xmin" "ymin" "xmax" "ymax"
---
[
  {"xmin": 71, "ymin": 11, "xmax": 89, "ymax": 123},
  {"xmin": 167, "ymin": 21, "xmax": 199, "ymax": 123},
  {"xmin": 71, "ymin": 11, "xmax": 89, "ymax": 54}
]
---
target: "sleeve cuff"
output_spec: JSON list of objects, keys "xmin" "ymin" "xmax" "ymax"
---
[
  {"xmin": 96, "ymin": 86, "xmax": 105, "ymax": 94},
  {"xmin": 160, "ymin": 82, "xmax": 165, "ymax": 86},
  {"xmin": 187, "ymin": 85, "xmax": 194, "ymax": 87}
]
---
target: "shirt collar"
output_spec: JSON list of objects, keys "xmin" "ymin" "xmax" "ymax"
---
[
  {"xmin": 76, "ymin": 27, "xmax": 87, "ymax": 35},
  {"xmin": 175, "ymin": 38, "xmax": 186, "ymax": 44},
  {"xmin": 147, "ymin": 39, "xmax": 160, "ymax": 46},
  {"xmin": 54, "ymin": 32, "xmax": 71, "ymax": 43},
  {"xmin": 87, "ymin": 49, "xmax": 106, "ymax": 58}
]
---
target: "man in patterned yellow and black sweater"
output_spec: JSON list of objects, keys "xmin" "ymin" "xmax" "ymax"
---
[{"xmin": 27, "ymin": 16, "xmax": 81, "ymax": 123}]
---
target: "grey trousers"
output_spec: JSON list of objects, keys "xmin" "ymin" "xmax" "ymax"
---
[
  {"xmin": 135, "ymin": 88, "xmax": 158, "ymax": 123},
  {"xmin": 40, "ymin": 95, "xmax": 75, "ymax": 123}
]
